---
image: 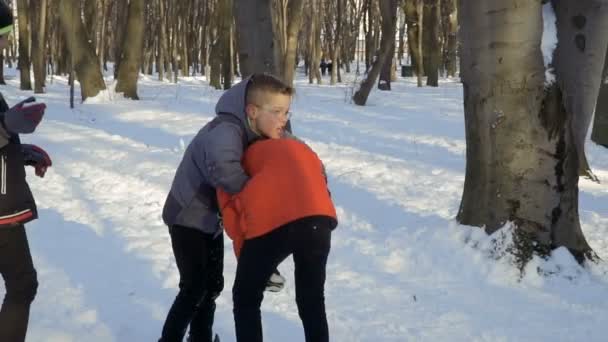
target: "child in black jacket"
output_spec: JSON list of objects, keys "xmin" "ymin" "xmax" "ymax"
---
[{"xmin": 0, "ymin": 3, "xmax": 51, "ymax": 341}]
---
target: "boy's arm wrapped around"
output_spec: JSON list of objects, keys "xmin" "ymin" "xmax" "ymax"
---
[{"xmin": 203, "ymin": 121, "xmax": 249, "ymax": 195}]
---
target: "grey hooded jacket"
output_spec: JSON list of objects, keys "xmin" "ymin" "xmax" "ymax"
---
[{"xmin": 162, "ymin": 76, "xmax": 262, "ymax": 234}]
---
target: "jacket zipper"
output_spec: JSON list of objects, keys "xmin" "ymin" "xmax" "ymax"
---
[{"xmin": 1, "ymin": 154, "xmax": 6, "ymax": 195}]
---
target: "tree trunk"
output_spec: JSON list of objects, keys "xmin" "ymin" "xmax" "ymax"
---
[
  {"xmin": 98, "ymin": 0, "xmax": 108, "ymax": 69},
  {"xmin": 329, "ymin": 0, "xmax": 342, "ymax": 85},
  {"xmin": 16, "ymin": 0, "xmax": 32, "ymax": 90},
  {"xmin": 378, "ymin": 42, "xmax": 395, "ymax": 90},
  {"xmin": 116, "ymin": 0, "xmax": 144, "ymax": 100},
  {"xmin": 591, "ymin": 44, "xmax": 608, "ymax": 147},
  {"xmin": 59, "ymin": 0, "xmax": 106, "ymax": 101},
  {"xmin": 442, "ymin": 0, "xmax": 458, "ymax": 77},
  {"xmin": 158, "ymin": 0, "xmax": 167, "ymax": 81},
  {"xmin": 423, "ymin": 0, "xmax": 441, "ymax": 87},
  {"xmin": 234, "ymin": 0, "xmax": 276, "ymax": 77},
  {"xmin": 220, "ymin": 0, "xmax": 234, "ymax": 89},
  {"xmin": 457, "ymin": 0, "xmax": 608, "ymax": 266},
  {"xmin": 281, "ymin": 0, "xmax": 305, "ymax": 86},
  {"xmin": 31, "ymin": 0, "xmax": 48, "ymax": 93},
  {"xmin": 112, "ymin": 0, "xmax": 128, "ymax": 79},
  {"xmin": 353, "ymin": 0, "xmax": 398, "ymax": 106},
  {"xmin": 308, "ymin": 0, "xmax": 322, "ymax": 84},
  {"xmin": 404, "ymin": 0, "xmax": 424, "ymax": 86}
]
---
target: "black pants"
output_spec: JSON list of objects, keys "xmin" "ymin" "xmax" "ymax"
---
[
  {"xmin": 160, "ymin": 225, "xmax": 224, "ymax": 342},
  {"xmin": 0, "ymin": 225, "xmax": 38, "ymax": 342},
  {"xmin": 233, "ymin": 216, "xmax": 333, "ymax": 342}
]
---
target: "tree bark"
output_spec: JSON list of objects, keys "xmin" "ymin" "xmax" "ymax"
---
[
  {"xmin": 220, "ymin": 0, "xmax": 234, "ymax": 89},
  {"xmin": 31, "ymin": 0, "xmax": 48, "ymax": 93},
  {"xmin": 16, "ymin": 0, "xmax": 32, "ymax": 90},
  {"xmin": 423, "ymin": 0, "xmax": 441, "ymax": 86},
  {"xmin": 308, "ymin": 0, "xmax": 322, "ymax": 84},
  {"xmin": 457, "ymin": 0, "xmax": 608, "ymax": 265},
  {"xmin": 59, "ymin": 0, "xmax": 106, "ymax": 101},
  {"xmin": 281, "ymin": 0, "xmax": 305, "ymax": 86},
  {"xmin": 234, "ymin": 0, "xmax": 276, "ymax": 77},
  {"xmin": 591, "ymin": 40, "xmax": 608, "ymax": 147},
  {"xmin": 441, "ymin": 0, "xmax": 458, "ymax": 77},
  {"xmin": 353, "ymin": 0, "xmax": 398, "ymax": 105},
  {"xmin": 378, "ymin": 42, "xmax": 395, "ymax": 90},
  {"xmin": 116, "ymin": 0, "xmax": 145, "ymax": 99},
  {"xmin": 404, "ymin": 0, "xmax": 424, "ymax": 86}
]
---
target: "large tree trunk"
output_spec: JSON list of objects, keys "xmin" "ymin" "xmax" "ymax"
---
[
  {"xmin": 59, "ymin": 0, "xmax": 106, "ymax": 101},
  {"xmin": 353, "ymin": 0, "xmax": 398, "ymax": 106},
  {"xmin": 116, "ymin": 0, "xmax": 144, "ymax": 99},
  {"xmin": 31, "ymin": 0, "xmax": 48, "ymax": 93},
  {"xmin": 457, "ymin": 0, "xmax": 608, "ymax": 266},
  {"xmin": 16, "ymin": 0, "xmax": 32, "ymax": 90},
  {"xmin": 234, "ymin": 0, "xmax": 276, "ymax": 77},
  {"xmin": 591, "ymin": 44, "xmax": 608, "ymax": 147},
  {"xmin": 423, "ymin": 0, "xmax": 441, "ymax": 86}
]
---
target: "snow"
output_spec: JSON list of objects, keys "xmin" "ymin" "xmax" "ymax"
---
[
  {"xmin": 0, "ymin": 68, "xmax": 607, "ymax": 342},
  {"xmin": 542, "ymin": 2, "xmax": 558, "ymax": 86}
]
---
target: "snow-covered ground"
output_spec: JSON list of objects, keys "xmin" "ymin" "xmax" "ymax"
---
[{"xmin": 1, "ymin": 68, "xmax": 607, "ymax": 342}]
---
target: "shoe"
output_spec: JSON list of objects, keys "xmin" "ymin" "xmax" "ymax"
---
[{"xmin": 265, "ymin": 269, "xmax": 286, "ymax": 292}]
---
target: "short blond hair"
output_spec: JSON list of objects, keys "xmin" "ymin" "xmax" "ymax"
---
[{"xmin": 246, "ymin": 73, "xmax": 295, "ymax": 105}]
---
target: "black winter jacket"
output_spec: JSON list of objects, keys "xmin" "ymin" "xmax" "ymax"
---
[{"xmin": 0, "ymin": 93, "xmax": 37, "ymax": 227}]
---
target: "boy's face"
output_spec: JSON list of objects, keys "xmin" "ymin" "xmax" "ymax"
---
[{"xmin": 246, "ymin": 92, "xmax": 292, "ymax": 139}]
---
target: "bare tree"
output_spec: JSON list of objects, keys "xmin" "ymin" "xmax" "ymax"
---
[
  {"xmin": 31, "ymin": 0, "xmax": 47, "ymax": 93},
  {"xmin": 353, "ymin": 0, "xmax": 398, "ymax": 105},
  {"xmin": 457, "ymin": 0, "xmax": 608, "ymax": 266},
  {"xmin": 16, "ymin": 0, "xmax": 32, "ymax": 90},
  {"xmin": 58, "ymin": 0, "xmax": 106, "ymax": 101},
  {"xmin": 116, "ymin": 0, "xmax": 144, "ymax": 99},
  {"xmin": 404, "ymin": 0, "xmax": 424, "ymax": 86},
  {"xmin": 423, "ymin": 0, "xmax": 441, "ymax": 86},
  {"xmin": 273, "ymin": 0, "xmax": 305, "ymax": 86},
  {"xmin": 441, "ymin": 0, "xmax": 457, "ymax": 77}
]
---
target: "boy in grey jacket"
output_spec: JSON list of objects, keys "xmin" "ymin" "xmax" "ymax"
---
[{"xmin": 160, "ymin": 74, "xmax": 293, "ymax": 342}]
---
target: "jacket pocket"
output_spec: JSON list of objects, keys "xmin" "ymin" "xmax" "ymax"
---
[{"xmin": 1, "ymin": 154, "xmax": 6, "ymax": 195}]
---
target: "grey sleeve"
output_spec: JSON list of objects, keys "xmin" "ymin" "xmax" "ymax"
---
[{"xmin": 203, "ymin": 122, "xmax": 249, "ymax": 194}]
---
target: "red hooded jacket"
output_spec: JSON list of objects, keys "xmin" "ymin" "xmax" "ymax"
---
[{"xmin": 217, "ymin": 138, "xmax": 337, "ymax": 257}]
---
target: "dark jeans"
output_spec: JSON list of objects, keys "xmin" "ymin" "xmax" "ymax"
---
[
  {"xmin": 0, "ymin": 225, "xmax": 38, "ymax": 342},
  {"xmin": 233, "ymin": 216, "xmax": 333, "ymax": 342},
  {"xmin": 160, "ymin": 225, "xmax": 224, "ymax": 342}
]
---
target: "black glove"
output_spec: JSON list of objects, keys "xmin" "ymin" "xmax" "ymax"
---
[
  {"xmin": 22, "ymin": 144, "xmax": 52, "ymax": 177},
  {"xmin": 3, "ymin": 97, "xmax": 46, "ymax": 134}
]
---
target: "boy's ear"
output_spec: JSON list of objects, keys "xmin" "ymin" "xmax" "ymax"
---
[{"xmin": 245, "ymin": 103, "xmax": 256, "ymax": 119}]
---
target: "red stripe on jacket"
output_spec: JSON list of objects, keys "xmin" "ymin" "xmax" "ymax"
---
[
  {"xmin": 0, "ymin": 210, "xmax": 34, "ymax": 226},
  {"xmin": 218, "ymin": 138, "xmax": 337, "ymax": 257}
]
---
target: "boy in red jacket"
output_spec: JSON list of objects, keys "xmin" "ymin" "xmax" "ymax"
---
[{"xmin": 218, "ymin": 137, "xmax": 338, "ymax": 342}]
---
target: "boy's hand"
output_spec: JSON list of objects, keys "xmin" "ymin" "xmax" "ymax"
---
[
  {"xmin": 3, "ymin": 97, "xmax": 46, "ymax": 134},
  {"xmin": 22, "ymin": 144, "xmax": 52, "ymax": 177}
]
